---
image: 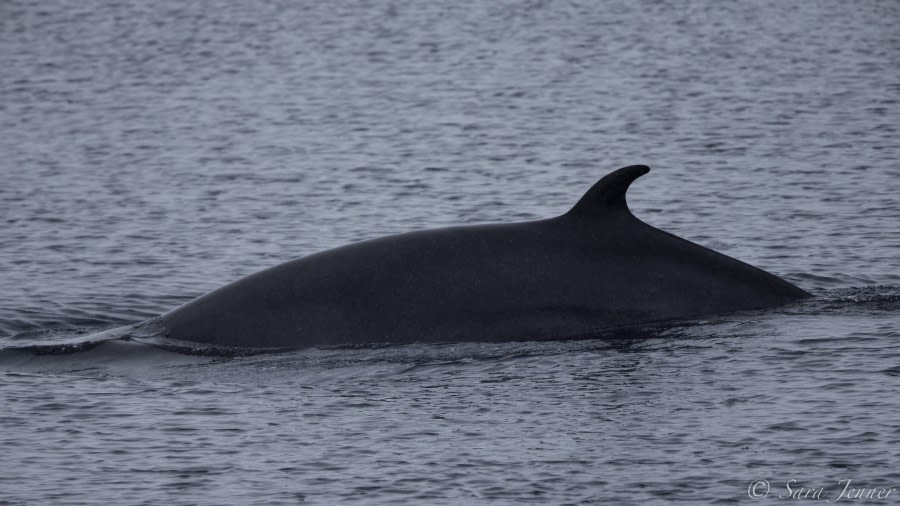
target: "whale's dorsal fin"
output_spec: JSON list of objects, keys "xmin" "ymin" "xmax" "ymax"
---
[{"xmin": 565, "ymin": 165, "xmax": 649, "ymax": 219}]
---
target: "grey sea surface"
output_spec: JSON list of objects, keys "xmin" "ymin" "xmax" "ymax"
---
[{"xmin": 2, "ymin": 0, "xmax": 899, "ymax": 504}]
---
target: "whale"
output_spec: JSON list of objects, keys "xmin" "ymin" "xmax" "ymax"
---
[{"xmin": 158, "ymin": 165, "xmax": 809, "ymax": 349}]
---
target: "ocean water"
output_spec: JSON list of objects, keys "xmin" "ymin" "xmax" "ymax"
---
[{"xmin": 1, "ymin": 0, "xmax": 899, "ymax": 504}]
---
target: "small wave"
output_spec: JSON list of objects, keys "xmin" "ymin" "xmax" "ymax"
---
[
  {"xmin": 0, "ymin": 325, "xmax": 136, "ymax": 355},
  {"xmin": 0, "ymin": 337, "xmax": 212, "ymax": 377},
  {"xmin": 1, "ymin": 317, "xmax": 299, "ymax": 359}
]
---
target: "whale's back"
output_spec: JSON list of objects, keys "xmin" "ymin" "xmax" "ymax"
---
[{"xmin": 160, "ymin": 166, "xmax": 808, "ymax": 348}]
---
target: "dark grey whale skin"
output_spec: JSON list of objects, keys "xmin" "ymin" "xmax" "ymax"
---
[{"xmin": 160, "ymin": 165, "xmax": 810, "ymax": 348}]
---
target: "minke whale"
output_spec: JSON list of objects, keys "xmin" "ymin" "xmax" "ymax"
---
[{"xmin": 159, "ymin": 165, "xmax": 809, "ymax": 348}]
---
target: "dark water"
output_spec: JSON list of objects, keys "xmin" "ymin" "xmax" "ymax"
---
[{"xmin": 2, "ymin": 0, "xmax": 899, "ymax": 504}]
